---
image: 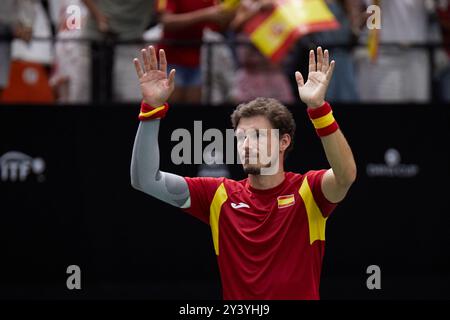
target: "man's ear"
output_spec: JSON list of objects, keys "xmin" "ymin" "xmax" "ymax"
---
[{"xmin": 279, "ymin": 133, "xmax": 291, "ymax": 153}]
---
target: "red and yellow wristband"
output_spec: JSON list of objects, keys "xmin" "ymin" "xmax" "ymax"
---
[
  {"xmin": 138, "ymin": 100, "xmax": 169, "ymax": 121},
  {"xmin": 307, "ymin": 101, "xmax": 339, "ymax": 137}
]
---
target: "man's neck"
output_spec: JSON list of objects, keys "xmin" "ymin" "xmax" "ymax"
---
[{"xmin": 248, "ymin": 169, "xmax": 285, "ymax": 190}]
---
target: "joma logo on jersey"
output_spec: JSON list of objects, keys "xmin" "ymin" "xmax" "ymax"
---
[
  {"xmin": 231, "ymin": 202, "xmax": 250, "ymax": 209},
  {"xmin": 277, "ymin": 194, "xmax": 295, "ymax": 208}
]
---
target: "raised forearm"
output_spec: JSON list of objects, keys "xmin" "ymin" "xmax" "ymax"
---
[
  {"xmin": 230, "ymin": 0, "xmax": 274, "ymax": 31},
  {"xmin": 230, "ymin": 6, "xmax": 257, "ymax": 31},
  {"xmin": 130, "ymin": 120, "xmax": 159, "ymax": 189},
  {"xmin": 82, "ymin": 0, "xmax": 102, "ymax": 19},
  {"xmin": 131, "ymin": 47, "xmax": 190, "ymax": 207},
  {"xmin": 320, "ymin": 129, "xmax": 357, "ymax": 186},
  {"xmin": 130, "ymin": 120, "xmax": 190, "ymax": 208}
]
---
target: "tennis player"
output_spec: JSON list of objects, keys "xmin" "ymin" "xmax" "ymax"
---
[{"xmin": 131, "ymin": 45, "xmax": 356, "ymax": 299}]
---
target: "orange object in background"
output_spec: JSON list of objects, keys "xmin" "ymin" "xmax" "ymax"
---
[{"xmin": 0, "ymin": 60, "xmax": 54, "ymax": 103}]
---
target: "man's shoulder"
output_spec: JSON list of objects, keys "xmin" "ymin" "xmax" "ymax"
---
[
  {"xmin": 286, "ymin": 170, "xmax": 328, "ymax": 187},
  {"xmin": 222, "ymin": 176, "xmax": 247, "ymax": 189},
  {"xmin": 185, "ymin": 176, "xmax": 244, "ymax": 190},
  {"xmin": 288, "ymin": 170, "xmax": 327, "ymax": 179},
  {"xmin": 285, "ymin": 171, "xmax": 304, "ymax": 182}
]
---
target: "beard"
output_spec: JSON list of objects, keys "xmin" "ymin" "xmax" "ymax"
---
[
  {"xmin": 241, "ymin": 150, "xmax": 277, "ymax": 175},
  {"xmin": 242, "ymin": 160, "xmax": 274, "ymax": 175},
  {"xmin": 243, "ymin": 165, "xmax": 261, "ymax": 175}
]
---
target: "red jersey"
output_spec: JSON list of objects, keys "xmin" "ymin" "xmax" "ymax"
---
[
  {"xmin": 183, "ymin": 170, "xmax": 337, "ymax": 300},
  {"xmin": 156, "ymin": 0, "xmax": 217, "ymax": 67}
]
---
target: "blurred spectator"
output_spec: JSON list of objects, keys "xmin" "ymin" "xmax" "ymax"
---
[
  {"xmin": 49, "ymin": 0, "xmax": 90, "ymax": 103},
  {"xmin": 436, "ymin": 0, "xmax": 450, "ymax": 102},
  {"xmin": 283, "ymin": 0, "xmax": 365, "ymax": 104},
  {"xmin": 156, "ymin": 0, "xmax": 234, "ymax": 104},
  {"xmin": 0, "ymin": 0, "xmax": 35, "ymax": 99},
  {"xmin": 82, "ymin": 0, "xmax": 155, "ymax": 103},
  {"xmin": 310, "ymin": 0, "xmax": 362, "ymax": 103},
  {"xmin": 2, "ymin": 0, "xmax": 58, "ymax": 103},
  {"xmin": 141, "ymin": 17, "xmax": 236, "ymax": 105},
  {"xmin": 201, "ymin": 29, "xmax": 236, "ymax": 105},
  {"xmin": 229, "ymin": 0, "xmax": 294, "ymax": 104},
  {"xmin": 355, "ymin": 0, "xmax": 434, "ymax": 103}
]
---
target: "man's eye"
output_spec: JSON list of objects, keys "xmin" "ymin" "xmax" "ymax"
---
[{"xmin": 259, "ymin": 130, "xmax": 268, "ymax": 138}]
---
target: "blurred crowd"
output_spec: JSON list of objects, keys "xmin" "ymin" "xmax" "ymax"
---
[{"xmin": 0, "ymin": 0, "xmax": 449, "ymax": 105}]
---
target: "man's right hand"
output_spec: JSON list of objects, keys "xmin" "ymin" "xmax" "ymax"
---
[{"xmin": 133, "ymin": 46, "xmax": 176, "ymax": 106}]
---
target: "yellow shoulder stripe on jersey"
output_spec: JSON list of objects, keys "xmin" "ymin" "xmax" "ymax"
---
[
  {"xmin": 299, "ymin": 177, "xmax": 327, "ymax": 245},
  {"xmin": 210, "ymin": 182, "xmax": 228, "ymax": 256}
]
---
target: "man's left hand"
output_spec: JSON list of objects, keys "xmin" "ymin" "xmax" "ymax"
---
[{"xmin": 295, "ymin": 47, "xmax": 335, "ymax": 109}]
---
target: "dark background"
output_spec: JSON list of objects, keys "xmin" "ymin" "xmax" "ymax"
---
[{"xmin": 0, "ymin": 103, "xmax": 449, "ymax": 300}]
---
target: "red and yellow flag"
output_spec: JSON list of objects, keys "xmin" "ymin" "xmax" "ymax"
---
[
  {"xmin": 367, "ymin": 0, "xmax": 380, "ymax": 62},
  {"xmin": 222, "ymin": 0, "xmax": 240, "ymax": 10},
  {"xmin": 277, "ymin": 194, "xmax": 295, "ymax": 209},
  {"xmin": 243, "ymin": 0, "xmax": 339, "ymax": 63}
]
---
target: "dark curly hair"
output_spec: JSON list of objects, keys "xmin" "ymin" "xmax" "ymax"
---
[{"xmin": 230, "ymin": 97, "xmax": 296, "ymax": 154}]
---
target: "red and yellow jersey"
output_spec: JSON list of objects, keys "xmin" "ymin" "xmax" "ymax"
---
[{"xmin": 183, "ymin": 170, "xmax": 337, "ymax": 300}]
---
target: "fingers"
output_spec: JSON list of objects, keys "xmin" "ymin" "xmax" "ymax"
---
[
  {"xmin": 323, "ymin": 49, "xmax": 330, "ymax": 73},
  {"xmin": 148, "ymin": 45, "xmax": 158, "ymax": 70},
  {"xmin": 316, "ymin": 47, "xmax": 323, "ymax": 73},
  {"xmin": 308, "ymin": 49, "xmax": 316, "ymax": 74},
  {"xmin": 310, "ymin": 47, "xmax": 331, "ymax": 74},
  {"xmin": 295, "ymin": 71, "xmax": 304, "ymax": 87},
  {"xmin": 159, "ymin": 49, "xmax": 167, "ymax": 74},
  {"xmin": 142, "ymin": 48, "xmax": 151, "ymax": 73},
  {"xmin": 140, "ymin": 46, "xmax": 168, "ymax": 76},
  {"xmin": 326, "ymin": 60, "xmax": 336, "ymax": 81},
  {"xmin": 168, "ymin": 69, "xmax": 176, "ymax": 88},
  {"xmin": 133, "ymin": 58, "xmax": 144, "ymax": 79}
]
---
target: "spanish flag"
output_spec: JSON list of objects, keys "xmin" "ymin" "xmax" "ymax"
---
[
  {"xmin": 243, "ymin": 0, "xmax": 339, "ymax": 62},
  {"xmin": 222, "ymin": 0, "xmax": 240, "ymax": 10},
  {"xmin": 367, "ymin": 0, "xmax": 380, "ymax": 62},
  {"xmin": 277, "ymin": 194, "xmax": 295, "ymax": 209}
]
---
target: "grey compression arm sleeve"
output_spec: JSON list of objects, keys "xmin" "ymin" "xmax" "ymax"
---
[{"xmin": 130, "ymin": 120, "xmax": 191, "ymax": 208}]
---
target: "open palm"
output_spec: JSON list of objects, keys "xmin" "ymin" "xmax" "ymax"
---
[
  {"xmin": 295, "ymin": 47, "xmax": 335, "ymax": 108},
  {"xmin": 133, "ymin": 46, "xmax": 176, "ymax": 106}
]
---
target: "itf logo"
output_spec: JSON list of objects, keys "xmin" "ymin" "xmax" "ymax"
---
[{"xmin": 0, "ymin": 151, "xmax": 46, "ymax": 182}]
